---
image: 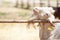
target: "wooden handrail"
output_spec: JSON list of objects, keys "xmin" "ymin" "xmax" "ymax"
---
[{"xmin": 0, "ymin": 20, "xmax": 59, "ymax": 23}]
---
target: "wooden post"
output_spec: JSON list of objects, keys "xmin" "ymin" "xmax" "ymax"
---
[
  {"xmin": 33, "ymin": 0, "xmax": 35, "ymax": 7},
  {"xmin": 39, "ymin": 23, "xmax": 45, "ymax": 40},
  {"xmin": 48, "ymin": 0, "xmax": 50, "ymax": 7},
  {"xmin": 56, "ymin": 0, "xmax": 59, "ymax": 7},
  {"xmin": 40, "ymin": 0, "xmax": 42, "ymax": 7},
  {"xmin": 21, "ymin": 0, "xmax": 24, "ymax": 8},
  {"xmin": 15, "ymin": 0, "xmax": 19, "ymax": 7},
  {"xmin": 26, "ymin": 0, "xmax": 30, "ymax": 9},
  {"xmin": 39, "ymin": 22, "xmax": 50, "ymax": 40}
]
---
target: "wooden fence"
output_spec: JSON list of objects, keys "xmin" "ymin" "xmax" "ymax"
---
[
  {"xmin": 19, "ymin": 0, "xmax": 60, "ymax": 9},
  {"xmin": 0, "ymin": 20, "xmax": 59, "ymax": 23}
]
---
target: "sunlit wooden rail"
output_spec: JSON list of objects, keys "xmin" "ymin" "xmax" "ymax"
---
[{"xmin": 0, "ymin": 20, "xmax": 60, "ymax": 23}]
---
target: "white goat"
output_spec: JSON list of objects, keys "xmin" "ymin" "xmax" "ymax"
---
[
  {"xmin": 36, "ymin": 7, "xmax": 55, "ymax": 40},
  {"xmin": 49, "ymin": 22, "xmax": 60, "ymax": 40},
  {"xmin": 27, "ymin": 7, "xmax": 55, "ymax": 29},
  {"xmin": 49, "ymin": 10, "xmax": 60, "ymax": 40}
]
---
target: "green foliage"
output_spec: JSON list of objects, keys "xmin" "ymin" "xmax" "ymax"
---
[
  {"xmin": 0, "ymin": 12, "xmax": 7, "ymax": 16},
  {"xmin": 18, "ymin": 12, "xmax": 29, "ymax": 17}
]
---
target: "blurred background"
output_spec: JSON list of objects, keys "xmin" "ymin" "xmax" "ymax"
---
[
  {"xmin": 0, "ymin": 0, "xmax": 60, "ymax": 40},
  {"xmin": 0, "ymin": 0, "xmax": 60, "ymax": 20}
]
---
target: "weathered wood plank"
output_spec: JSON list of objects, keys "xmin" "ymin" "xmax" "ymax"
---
[{"xmin": 0, "ymin": 20, "xmax": 59, "ymax": 23}]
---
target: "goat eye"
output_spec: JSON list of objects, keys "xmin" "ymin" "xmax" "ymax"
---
[{"xmin": 46, "ymin": 14, "xmax": 49, "ymax": 16}]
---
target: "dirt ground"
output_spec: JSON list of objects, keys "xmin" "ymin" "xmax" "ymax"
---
[{"xmin": 0, "ymin": 23, "xmax": 40, "ymax": 40}]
